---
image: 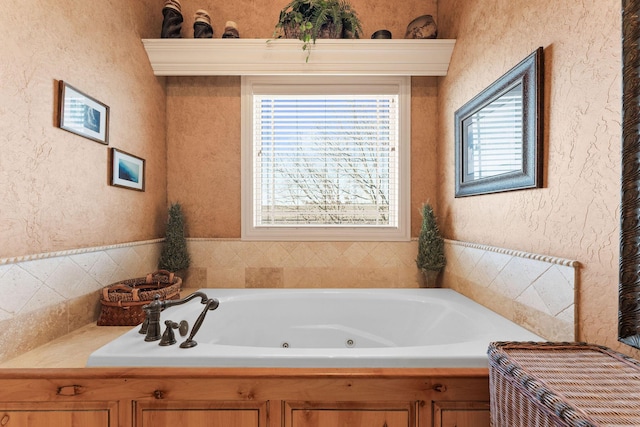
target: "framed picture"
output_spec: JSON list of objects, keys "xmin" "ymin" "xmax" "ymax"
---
[
  {"xmin": 58, "ymin": 81, "xmax": 109, "ymax": 144},
  {"xmin": 110, "ymin": 148, "xmax": 145, "ymax": 191},
  {"xmin": 454, "ymin": 47, "xmax": 544, "ymax": 197}
]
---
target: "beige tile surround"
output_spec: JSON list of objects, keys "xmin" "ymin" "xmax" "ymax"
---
[
  {"xmin": 0, "ymin": 237, "xmax": 577, "ymax": 364},
  {"xmin": 0, "ymin": 240, "xmax": 163, "ymax": 363},
  {"xmin": 443, "ymin": 239, "xmax": 578, "ymax": 342},
  {"xmin": 185, "ymin": 239, "xmax": 422, "ymax": 289}
]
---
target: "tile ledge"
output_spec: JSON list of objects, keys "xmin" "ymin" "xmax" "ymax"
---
[
  {"xmin": 445, "ymin": 239, "xmax": 580, "ymax": 268},
  {"xmin": 0, "ymin": 239, "xmax": 165, "ymax": 266},
  {"xmin": 189, "ymin": 238, "xmax": 420, "ymax": 242}
]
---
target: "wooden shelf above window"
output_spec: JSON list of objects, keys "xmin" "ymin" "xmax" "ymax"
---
[{"xmin": 141, "ymin": 38, "xmax": 455, "ymax": 76}]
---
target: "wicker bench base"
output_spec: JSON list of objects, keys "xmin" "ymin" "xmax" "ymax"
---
[{"xmin": 489, "ymin": 342, "xmax": 640, "ymax": 427}]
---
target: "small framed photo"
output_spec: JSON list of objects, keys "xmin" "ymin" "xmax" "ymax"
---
[
  {"xmin": 58, "ymin": 81, "xmax": 109, "ymax": 144},
  {"xmin": 110, "ymin": 148, "xmax": 145, "ymax": 191}
]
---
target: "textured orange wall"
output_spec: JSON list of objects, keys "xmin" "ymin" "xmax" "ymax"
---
[
  {"xmin": 438, "ymin": 0, "xmax": 626, "ymax": 353},
  {"xmin": 166, "ymin": 76, "xmax": 242, "ymax": 237},
  {"xmin": 0, "ymin": 0, "xmax": 168, "ymax": 259},
  {"xmin": 166, "ymin": 0, "xmax": 439, "ymax": 238}
]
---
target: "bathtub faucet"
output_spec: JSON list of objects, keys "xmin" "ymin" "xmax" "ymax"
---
[{"xmin": 140, "ymin": 291, "xmax": 210, "ymax": 342}]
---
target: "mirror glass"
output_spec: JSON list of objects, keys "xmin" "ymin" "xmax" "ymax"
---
[{"xmin": 462, "ymin": 83, "xmax": 523, "ymax": 181}]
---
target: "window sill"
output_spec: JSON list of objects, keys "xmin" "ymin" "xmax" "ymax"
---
[{"xmin": 141, "ymin": 38, "xmax": 455, "ymax": 76}]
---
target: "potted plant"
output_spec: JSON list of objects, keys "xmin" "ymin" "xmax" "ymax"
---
[
  {"xmin": 416, "ymin": 203, "xmax": 446, "ymax": 288},
  {"xmin": 275, "ymin": 0, "xmax": 363, "ymax": 53},
  {"xmin": 158, "ymin": 203, "xmax": 191, "ymax": 276}
]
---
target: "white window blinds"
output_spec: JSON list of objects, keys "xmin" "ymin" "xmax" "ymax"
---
[
  {"xmin": 254, "ymin": 94, "xmax": 398, "ymax": 227},
  {"xmin": 241, "ymin": 76, "xmax": 410, "ymax": 241}
]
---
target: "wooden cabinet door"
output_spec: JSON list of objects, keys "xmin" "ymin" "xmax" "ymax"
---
[
  {"xmin": 135, "ymin": 400, "xmax": 267, "ymax": 427},
  {"xmin": 291, "ymin": 409, "xmax": 408, "ymax": 427},
  {"xmin": 0, "ymin": 411, "xmax": 108, "ymax": 427},
  {"xmin": 285, "ymin": 401, "xmax": 413, "ymax": 427},
  {"xmin": 0, "ymin": 402, "xmax": 115, "ymax": 427},
  {"xmin": 433, "ymin": 401, "xmax": 490, "ymax": 427}
]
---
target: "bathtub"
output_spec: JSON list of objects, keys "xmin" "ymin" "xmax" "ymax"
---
[{"xmin": 87, "ymin": 288, "xmax": 542, "ymax": 368}]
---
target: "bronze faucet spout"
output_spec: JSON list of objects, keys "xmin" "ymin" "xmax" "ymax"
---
[{"xmin": 140, "ymin": 291, "xmax": 210, "ymax": 342}]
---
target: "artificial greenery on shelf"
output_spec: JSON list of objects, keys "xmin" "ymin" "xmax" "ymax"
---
[
  {"xmin": 158, "ymin": 202, "xmax": 191, "ymax": 273},
  {"xmin": 416, "ymin": 203, "xmax": 446, "ymax": 276},
  {"xmin": 274, "ymin": 0, "xmax": 363, "ymax": 53}
]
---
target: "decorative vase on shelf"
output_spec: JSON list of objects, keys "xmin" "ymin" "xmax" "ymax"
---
[
  {"xmin": 371, "ymin": 29, "xmax": 392, "ymax": 39},
  {"xmin": 161, "ymin": 0, "xmax": 183, "ymax": 38},
  {"xmin": 193, "ymin": 9, "xmax": 214, "ymax": 38},
  {"xmin": 404, "ymin": 14, "xmax": 437, "ymax": 39},
  {"xmin": 222, "ymin": 21, "xmax": 240, "ymax": 38}
]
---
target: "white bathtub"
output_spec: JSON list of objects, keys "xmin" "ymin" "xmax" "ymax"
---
[{"xmin": 87, "ymin": 288, "xmax": 543, "ymax": 368}]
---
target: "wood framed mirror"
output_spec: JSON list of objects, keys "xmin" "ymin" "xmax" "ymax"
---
[
  {"xmin": 454, "ymin": 47, "xmax": 544, "ymax": 197},
  {"xmin": 619, "ymin": 0, "xmax": 640, "ymax": 348}
]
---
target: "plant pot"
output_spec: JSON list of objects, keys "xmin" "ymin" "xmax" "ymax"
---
[
  {"xmin": 282, "ymin": 21, "xmax": 340, "ymax": 39},
  {"xmin": 316, "ymin": 22, "xmax": 340, "ymax": 38},
  {"xmin": 421, "ymin": 269, "xmax": 440, "ymax": 288},
  {"xmin": 283, "ymin": 21, "xmax": 302, "ymax": 39}
]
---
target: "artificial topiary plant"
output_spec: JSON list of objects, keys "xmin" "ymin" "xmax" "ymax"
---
[
  {"xmin": 158, "ymin": 203, "xmax": 191, "ymax": 273},
  {"xmin": 416, "ymin": 203, "xmax": 446, "ymax": 287}
]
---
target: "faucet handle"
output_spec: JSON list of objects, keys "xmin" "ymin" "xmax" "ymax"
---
[
  {"xmin": 178, "ymin": 319, "xmax": 189, "ymax": 336},
  {"xmin": 159, "ymin": 320, "xmax": 179, "ymax": 346},
  {"xmin": 159, "ymin": 320, "xmax": 189, "ymax": 346}
]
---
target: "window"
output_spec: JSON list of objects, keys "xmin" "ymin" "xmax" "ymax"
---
[{"xmin": 241, "ymin": 76, "xmax": 410, "ymax": 241}]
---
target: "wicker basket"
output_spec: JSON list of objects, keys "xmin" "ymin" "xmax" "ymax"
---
[
  {"xmin": 488, "ymin": 341, "xmax": 640, "ymax": 427},
  {"xmin": 283, "ymin": 21, "xmax": 302, "ymax": 39},
  {"xmin": 282, "ymin": 21, "xmax": 340, "ymax": 39},
  {"xmin": 97, "ymin": 270, "xmax": 182, "ymax": 326}
]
